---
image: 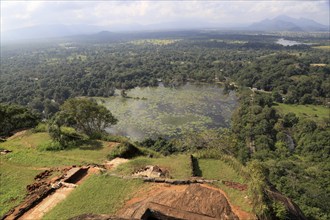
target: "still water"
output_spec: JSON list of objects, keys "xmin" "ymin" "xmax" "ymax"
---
[
  {"xmin": 100, "ymin": 83, "xmax": 237, "ymax": 140},
  {"xmin": 276, "ymin": 38, "xmax": 304, "ymax": 46}
]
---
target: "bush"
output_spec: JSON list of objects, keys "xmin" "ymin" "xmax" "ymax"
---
[
  {"xmin": 138, "ymin": 137, "xmax": 177, "ymax": 156},
  {"xmin": 195, "ymin": 148, "xmax": 222, "ymax": 159},
  {"xmin": 48, "ymin": 122, "xmax": 89, "ymax": 148},
  {"xmin": 33, "ymin": 123, "xmax": 48, "ymax": 133},
  {"xmin": 272, "ymin": 201, "xmax": 289, "ymax": 220},
  {"xmin": 107, "ymin": 142, "xmax": 143, "ymax": 160},
  {"xmin": 100, "ymin": 133, "xmax": 128, "ymax": 143},
  {"xmin": 37, "ymin": 140, "xmax": 64, "ymax": 151}
]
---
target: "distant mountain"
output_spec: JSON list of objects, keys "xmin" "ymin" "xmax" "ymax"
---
[
  {"xmin": 1, "ymin": 15, "xmax": 328, "ymax": 42},
  {"xmin": 1, "ymin": 24, "xmax": 104, "ymax": 42},
  {"xmin": 249, "ymin": 15, "xmax": 328, "ymax": 32}
]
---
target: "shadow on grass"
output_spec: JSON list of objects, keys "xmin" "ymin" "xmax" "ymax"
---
[
  {"xmin": 78, "ymin": 140, "xmax": 103, "ymax": 151},
  {"xmin": 191, "ymin": 155, "xmax": 202, "ymax": 177}
]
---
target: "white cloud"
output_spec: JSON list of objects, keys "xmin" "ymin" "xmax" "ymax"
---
[{"xmin": 1, "ymin": 0, "xmax": 329, "ymax": 32}]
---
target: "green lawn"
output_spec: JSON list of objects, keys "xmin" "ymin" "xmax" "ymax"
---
[
  {"xmin": 0, "ymin": 163, "xmax": 40, "ymax": 216},
  {"xmin": 113, "ymin": 154, "xmax": 191, "ymax": 179},
  {"xmin": 197, "ymin": 158, "xmax": 252, "ymax": 213},
  {"xmin": 43, "ymin": 175, "xmax": 144, "ymax": 220},
  {"xmin": 212, "ymin": 182, "xmax": 252, "ymax": 213},
  {"xmin": 0, "ymin": 132, "xmax": 116, "ymax": 167},
  {"xmin": 198, "ymin": 159, "xmax": 244, "ymax": 183},
  {"xmin": 274, "ymin": 103, "xmax": 329, "ymax": 122}
]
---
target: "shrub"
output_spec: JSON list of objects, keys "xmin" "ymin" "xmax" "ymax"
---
[
  {"xmin": 48, "ymin": 122, "xmax": 88, "ymax": 148},
  {"xmin": 37, "ymin": 140, "xmax": 64, "ymax": 151},
  {"xmin": 272, "ymin": 201, "xmax": 289, "ymax": 220},
  {"xmin": 100, "ymin": 133, "xmax": 128, "ymax": 143},
  {"xmin": 33, "ymin": 123, "xmax": 48, "ymax": 133},
  {"xmin": 138, "ymin": 137, "xmax": 177, "ymax": 156},
  {"xmin": 107, "ymin": 142, "xmax": 143, "ymax": 160}
]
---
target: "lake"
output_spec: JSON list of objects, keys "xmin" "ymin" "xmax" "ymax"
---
[
  {"xmin": 276, "ymin": 38, "xmax": 305, "ymax": 46},
  {"xmin": 99, "ymin": 83, "xmax": 237, "ymax": 140}
]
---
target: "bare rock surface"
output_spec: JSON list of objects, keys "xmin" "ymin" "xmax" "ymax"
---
[
  {"xmin": 118, "ymin": 184, "xmax": 239, "ymax": 220},
  {"xmin": 132, "ymin": 165, "xmax": 170, "ymax": 178}
]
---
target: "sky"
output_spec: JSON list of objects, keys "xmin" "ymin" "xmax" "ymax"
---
[{"xmin": 1, "ymin": 0, "xmax": 329, "ymax": 32}]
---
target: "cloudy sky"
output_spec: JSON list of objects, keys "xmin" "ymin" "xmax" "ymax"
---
[{"xmin": 1, "ymin": 0, "xmax": 329, "ymax": 32}]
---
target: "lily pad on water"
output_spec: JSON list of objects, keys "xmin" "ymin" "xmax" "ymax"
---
[{"xmin": 97, "ymin": 84, "xmax": 237, "ymax": 140}]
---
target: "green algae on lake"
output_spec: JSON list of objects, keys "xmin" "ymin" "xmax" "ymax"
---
[{"xmin": 98, "ymin": 84, "xmax": 237, "ymax": 140}]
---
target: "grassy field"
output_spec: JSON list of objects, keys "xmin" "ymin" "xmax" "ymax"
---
[
  {"xmin": 0, "ymin": 163, "xmax": 40, "ymax": 216},
  {"xmin": 0, "ymin": 131, "xmax": 117, "ymax": 215},
  {"xmin": 312, "ymin": 45, "xmax": 330, "ymax": 50},
  {"xmin": 213, "ymin": 182, "xmax": 252, "ymax": 213},
  {"xmin": 43, "ymin": 175, "xmax": 144, "ymax": 220},
  {"xmin": 0, "ymin": 131, "xmax": 116, "ymax": 167},
  {"xmin": 1, "ymin": 130, "xmax": 254, "ymax": 218},
  {"xmin": 113, "ymin": 154, "xmax": 191, "ymax": 179},
  {"xmin": 274, "ymin": 103, "xmax": 329, "ymax": 122},
  {"xmin": 196, "ymin": 158, "xmax": 252, "ymax": 213},
  {"xmin": 198, "ymin": 159, "xmax": 244, "ymax": 182}
]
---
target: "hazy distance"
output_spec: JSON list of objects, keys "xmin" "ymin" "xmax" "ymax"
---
[{"xmin": 1, "ymin": 1, "xmax": 329, "ymax": 41}]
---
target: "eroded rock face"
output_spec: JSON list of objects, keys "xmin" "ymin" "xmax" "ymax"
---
[
  {"xmin": 70, "ymin": 185, "xmax": 239, "ymax": 220},
  {"xmin": 119, "ymin": 184, "xmax": 239, "ymax": 220},
  {"xmin": 132, "ymin": 165, "xmax": 170, "ymax": 178}
]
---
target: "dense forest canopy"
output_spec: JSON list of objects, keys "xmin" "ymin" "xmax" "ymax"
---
[{"xmin": 1, "ymin": 31, "xmax": 329, "ymax": 117}]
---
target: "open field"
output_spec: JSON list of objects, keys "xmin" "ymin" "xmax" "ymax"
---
[
  {"xmin": 0, "ymin": 163, "xmax": 40, "ymax": 216},
  {"xmin": 198, "ymin": 159, "xmax": 245, "ymax": 183},
  {"xmin": 67, "ymin": 54, "xmax": 87, "ymax": 62},
  {"xmin": 312, "ymin": 45, "xmax": 330, "ymax": 50},
  {"xmin": 0, "ymin": 131, "xmax": 117, "ymax": 167},
  {"xmin": 274, "ymin": 103, "xmax": 329, "ymax": 122}
]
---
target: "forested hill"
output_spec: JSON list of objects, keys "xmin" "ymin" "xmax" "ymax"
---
[{"xmin": 1, "ymin": 31, "xmax": 329, "ymax": 117}]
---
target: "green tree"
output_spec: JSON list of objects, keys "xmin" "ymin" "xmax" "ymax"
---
[
  {"xmin": 283, "ymin": 113, "xmax": 299, "ymax": 128},
  {"xmin": 0, "ymin": 104, "xmax": 40, "ymax": 137},
  {"xmin": 52, "ymin": 98, "xmax": 118, "ymax": 137}
]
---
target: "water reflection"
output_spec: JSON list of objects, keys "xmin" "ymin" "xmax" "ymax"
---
[{"xmin": 102, "ymin": 84, "xmax": 237, "ymax": 140}]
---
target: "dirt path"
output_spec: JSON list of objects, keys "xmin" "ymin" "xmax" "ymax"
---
[
  {"xmin": 7, "ymin": 130, "xmax": 27, "ymax": 140},
  {"xmin": 18, "ymin": 167, "xmax": 99, "ymax": 220},
  {"xmin": 103, "ymin": 157, "xmax": 129, "ymax": 169},
  {"xmin": 202, "ymin": 184, "xmax": 256, "ymax": 220},
  {"xmin": 19, "ymin": 187, "xmax": 74, "ymax": 220}
]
